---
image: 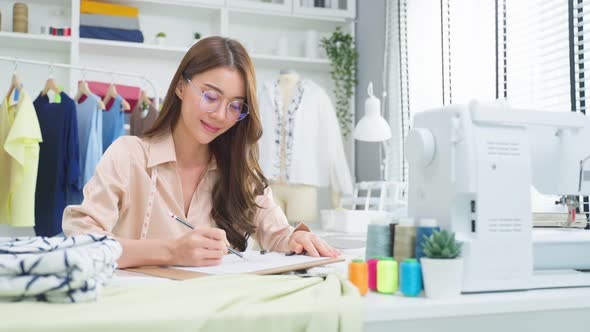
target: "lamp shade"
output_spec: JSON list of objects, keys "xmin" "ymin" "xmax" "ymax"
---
[{"xmin": 354, "ymin": 82, "xmax": 392, "ymax": 142}]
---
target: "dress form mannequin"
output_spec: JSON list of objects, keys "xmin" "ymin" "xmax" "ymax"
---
[{"xmin": 271, "ymin": 69, "xmax": 319, "ymax": 224}]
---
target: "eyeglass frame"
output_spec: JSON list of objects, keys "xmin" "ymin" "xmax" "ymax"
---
[{"xmin": 183, "ymin": 77, "xmax": 250, "ymax": 122}]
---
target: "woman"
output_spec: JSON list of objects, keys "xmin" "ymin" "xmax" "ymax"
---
[{"xmin": 63, "ymin": 37, "xmax": 339, "ymax": 268}]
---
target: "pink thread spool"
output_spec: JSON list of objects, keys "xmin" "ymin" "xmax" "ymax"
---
[{"xmin": 368, "ymin": 257, "xmax": 380, "ymax": 291}]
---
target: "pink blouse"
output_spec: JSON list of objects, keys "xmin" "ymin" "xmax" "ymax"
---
[{"xmin": 62, "ymin": 131, "xmax": 308, "ymax": 251}]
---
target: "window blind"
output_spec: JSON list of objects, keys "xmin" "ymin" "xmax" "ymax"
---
[{"xmin": 504, "ymin": 0, "xmax": 571, "ymax": 112}]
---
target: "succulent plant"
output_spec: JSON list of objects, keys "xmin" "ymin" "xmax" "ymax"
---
[{"xmin": 422, "ymin": 230, "xmax": 462, "ymax": 259}]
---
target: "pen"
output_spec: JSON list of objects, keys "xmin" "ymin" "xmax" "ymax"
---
[{"xmin": 168, "ymin": 212, "xmax": 246, "ymax": 260}]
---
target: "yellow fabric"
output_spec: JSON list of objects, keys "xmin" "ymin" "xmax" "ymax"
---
[
  {"xmin": 0, "ymin": 274, "xmax": 363, "ymax": 332},
  {"xmin": 81, "ymin": 1, "xmax": 139, "ymax": 17},
  {"xmin": 0, "ymin": 90, "xmax": 42, "ymax": 227}
]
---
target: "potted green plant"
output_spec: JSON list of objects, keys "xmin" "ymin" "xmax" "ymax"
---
[
  {"xmin": 421, "ymin": 229, "xmax": 463, "ymax": 299},
  {"xmin": 155, "ymin": 32, "xmax": 167, "ymax": 45},
  {"xmin": 320, "ymin": 27, "xmax": 357, "ymax": 138},
  {"xmin": 189, "ymin": 32, "xmax": 202, "ymax": 46}
]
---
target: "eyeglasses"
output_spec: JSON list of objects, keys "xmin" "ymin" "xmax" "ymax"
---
[{"xmin": 185, "ymin": 78, "xmax": 249, "ymax": 122}]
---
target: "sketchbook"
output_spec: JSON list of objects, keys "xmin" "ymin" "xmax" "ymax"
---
[{"xmin": 125, "ymin": 251, "xmax": 344, "ymax": 280}]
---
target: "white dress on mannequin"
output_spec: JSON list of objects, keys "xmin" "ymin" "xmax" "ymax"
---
[
  {"xmin": 270, "ymin": 71, "xmax": 317, "ymax": 223},
  {"xmin": 258, "ymin": 71, "xmax": 353, "ymax": 223}
]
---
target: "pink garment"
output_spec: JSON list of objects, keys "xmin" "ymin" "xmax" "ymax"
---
[{"xmin": 84, "ymin": 81, "xmax": 141, "ymax": 112}]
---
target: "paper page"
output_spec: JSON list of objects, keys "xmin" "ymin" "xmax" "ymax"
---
[{"xmin": 174, "ymin": 251, "xmax": 328, "ymax": 275}]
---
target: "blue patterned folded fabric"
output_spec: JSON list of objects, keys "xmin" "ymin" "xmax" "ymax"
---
[{"xmin": 0, "ymin": 234, "xmax": 122, "ymax": 303}]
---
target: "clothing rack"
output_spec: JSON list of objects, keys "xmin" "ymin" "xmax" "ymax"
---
[{"xmin": 0, "ymin": 56, "xmax": 159, "ymax": 109}]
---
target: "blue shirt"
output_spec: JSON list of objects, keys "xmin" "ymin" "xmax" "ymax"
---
[
  {"xmin": 71, "ymin": 93, "xmax": 103, "ymax": 205},
  {"xmin": 102, "ymin": 95, "xmax": 125, "ymax": 153},
  {"xmin": 33, "ymin": 92, "xmax": 80, "ymax": 237}
]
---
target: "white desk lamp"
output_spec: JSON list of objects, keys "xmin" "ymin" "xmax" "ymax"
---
[{"xmin": 354, "ymin": 82, "xmax": 392, "ymax": 179}]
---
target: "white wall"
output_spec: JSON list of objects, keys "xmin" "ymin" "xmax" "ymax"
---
[{"xmin": 355, "ymin": 0, "xmax": 386, "ymax": 181}]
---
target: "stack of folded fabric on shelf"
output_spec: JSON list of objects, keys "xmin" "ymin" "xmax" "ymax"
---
[
  {"xmin": 80, "ymin": 0, "xmax": 143, "ymax": 43},
  {"xmin": 0, "ymin": 234, "xmax": 122, "ymax": 303},
  {"xmin": 85, "ymin": 80, "xmax": 141, "ymax": 112}
]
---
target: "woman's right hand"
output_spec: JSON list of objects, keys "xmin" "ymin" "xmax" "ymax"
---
[{"xmin": 170, "ymin": 227, "xmax": 228, "ymax": 266}]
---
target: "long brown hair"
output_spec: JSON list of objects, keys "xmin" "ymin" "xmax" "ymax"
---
[{"xmin": 144, "ymin": 37, "xmax": 267, "ymax": 251}]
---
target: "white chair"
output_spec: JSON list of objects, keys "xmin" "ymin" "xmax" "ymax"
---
[{"xmin": 340, "ymin": 181, "xmax": 407, "ymax": 211}]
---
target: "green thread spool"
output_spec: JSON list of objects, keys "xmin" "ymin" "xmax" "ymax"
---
[
  {"xmin": 377, "ymin": 257, "xmax": 398, "ymax": 294},
  {"xmin": 393, "ymin": 217, "xmax": 416, "ymax": 264}
]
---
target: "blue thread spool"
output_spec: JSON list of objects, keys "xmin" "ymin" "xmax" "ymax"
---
[
  {"xmin": 400, "ymin": 258, "xmax": 422, "ymax": 297},
  {"xmin": 365, "ymin": 224, "xmax": 392, "ymax": 261},
  {"xmin": 415, "ymin": 218, "xmax": 439, "ymax": 260}
]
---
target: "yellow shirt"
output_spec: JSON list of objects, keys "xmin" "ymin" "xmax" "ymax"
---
[
  {"xmin": 63, "ymin": 132, "xmax": 308, "ymax": 251},
  {"xmin": 0, "ymin": 90, "xmax": 42, "ymax": 227}
]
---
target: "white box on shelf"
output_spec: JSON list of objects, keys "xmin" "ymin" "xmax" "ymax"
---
[{"xmin": 321, "ymin": 209, "xmax": 392, "ymax": 234}]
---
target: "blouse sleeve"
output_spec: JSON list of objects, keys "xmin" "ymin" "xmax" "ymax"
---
[
  {"xmin": 253, "ymin": 187, "xmax": 310, "ymax": 252},
  {"xmin": 62, "ymin": 137, "xmax": 131, "ymax": 237}
]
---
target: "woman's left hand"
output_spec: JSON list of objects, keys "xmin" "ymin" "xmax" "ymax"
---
[{"xmin": 288, "ymin": 231, "xmax": 340, "ymax": 258}]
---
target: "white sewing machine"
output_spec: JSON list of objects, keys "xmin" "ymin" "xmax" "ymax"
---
[{"xmin": 405, "ymin": 100, "xmax": 590, "ymax": 293}]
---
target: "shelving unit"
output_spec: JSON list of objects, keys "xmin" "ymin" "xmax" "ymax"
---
[
  {"xmin": 79, "ymin": 37, "xmax": 187, "ymax": 59},
  {"xmin": 0, "ymin": 0, "xmax": 354, "ymax": 93},
  {"xmin": 0, "ymin": 0, "xmax": 357, "ymax": 193},
  {"xmin": 229, "ymin": 0, "xmax": 292, "ymax": 13},
  {"xmin": 250, "ymin": 53, "xmax": 330, "ymax": 69},
  {"xmin": 0, "ymin": 31, "xmax": 71, "ymax": 51},
  {"xmin": 293, "ymin": 0, "xmax": 355, "ymax": 18}
]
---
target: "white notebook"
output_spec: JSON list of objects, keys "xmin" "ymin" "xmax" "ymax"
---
[{"xmin": 174, "ymin": 251, "xmax": 330, "ymax": 275}]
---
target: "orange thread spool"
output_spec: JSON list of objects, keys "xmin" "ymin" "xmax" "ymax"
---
[{"xmin": 348, "ymin": 259, "xmax": 368, "ymax": 296}]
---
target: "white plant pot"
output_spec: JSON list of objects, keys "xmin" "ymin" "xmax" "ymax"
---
[
  {"xmin": 421, "ymin": 257, "xmax": 463, "ymax": 299},
  {"xmin": 155, "ymin": 36, "xmax": 166, "ymax": 45}
]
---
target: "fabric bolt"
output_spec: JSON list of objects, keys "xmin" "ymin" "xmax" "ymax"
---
[
  {"xmin": 0, "ymin": 90, "xmax": 42, "ymax": 227},
  {"xmin": 75, "ymin": 93, "xmax": 103, "ymax": 200},
  {"xmin": 80, "ymin": 25, "xmax": 144, "ymax": 43},
  {"xmin": 0, "ymin": 234, "xmax": 122, "ymax": 303},
  {"xmin": 258, "ymin": 79, "xmax": 353, "ymax": 195},
  {"xmin": 0, "ymin": 274, "xmax": 362, "ymax": 332},
  {"xmin": 393, "ymin": 225, "xmax": 416, "ymax": 265},
  {"xmin": 129, "ymin": 101, "xmax": 158, "ymax": 136},
  {"xmin": 33, "ymin": 92, "xmax": 81, "ymax": 237},
  {"xmin": 80, "ymin": 13, "xmax": 140, "ymax": 30},
  {"xmin": 389, "ymin": 223, "xmax": 397, "ymax": 257},
  {"xmin": 102, "ymin": 95, "xmax": 125, "ymax": 153},
  {"xmin": 63, "ymin": 133, "xmax": 309, "ymax": 252},
  {"xmin": 80, "ymin": 0, "xmax": 139, "ymax": 17},
  {"xmin": 365, "ymin": 224, "xmax": 391, "ymax": 261},
  {"xmin": 415, "ymin": 226, "xmax": 440, "ymax": 260}
]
